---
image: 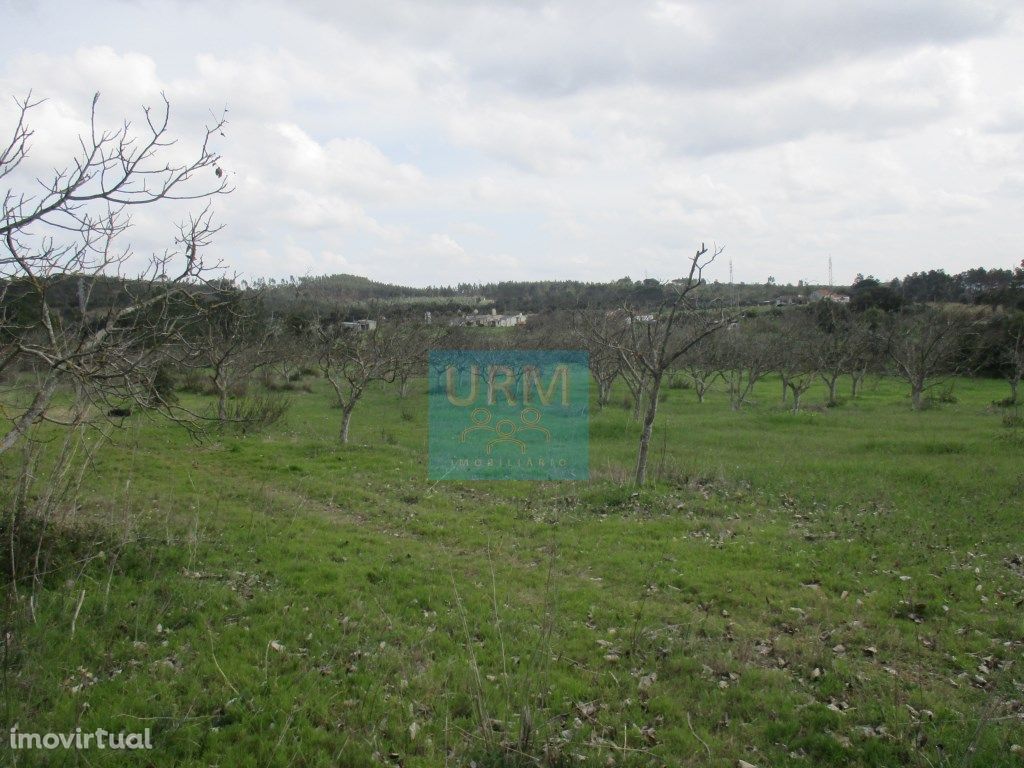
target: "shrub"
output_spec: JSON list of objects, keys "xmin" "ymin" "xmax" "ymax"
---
[
  {"xmin": 180, "ymin": 368, "xmax": 207, "ymax": 394},
  {"xmin": 1003, "ymin": 408, "xmax": 1023, "ymax": 429},
  {"xmin": 223, "ymin": 392, "xmax": 291, "ymax": 435},
  {"xmin": 150, "ymin": 362, "xmax": 179, "ymax": 404}
]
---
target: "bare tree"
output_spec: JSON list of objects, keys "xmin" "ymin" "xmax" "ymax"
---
[
  {"xmin": 573, "ymin": 311, "xmax": 624, "ymax": 409},
  {"xmin": 620, "ymin": 349, "xmax": 651, "ymax": 421},
  {"xmin": 805, "ymin": 303, "xmax": 878, "ymax": 405},
  {"xmin": 719, "ymin": 318, "xmax": 775, "ymax": 411},
  {"xmin": 184, "ymin": 284, "xmax": 274, "ymax": 424},
  {"xmin": 679, "ymin": 335, "xmax": 720, "ymax": 403},
  {"xmin": 848, "ymin": 320, "xmax": 882, "ymax": 398},
  {"xmin": 580, "ymin": 244, "xmax": 729, "ymax": 485},
  {"xmin": 884, "ymin": 308, "xmax": 969, "ymax": 410},
  {"xmin": 392, "ymin": 320, "xmax": 447, "ymax": 398},
  {"xmin": 0, "ymin": 92, "xmax": 229, "ymax": 454},
  {"xmin": 776, "ymin": 312, "xmax": 820, "ymax": 412},
  {"xmin": 1000, "ymin": 315, "xmax": 1024, "ymax": 404},
  {"xmin": 263, "ymin": 313, "xmax": 309, "ymax": 389},
  {"xmin": 315, "ymin": 319, "xmax": 402, "ymax": 444},
  {"xmin": 811, "ymin": 305, "xmax": 853, "ymax": 405}
]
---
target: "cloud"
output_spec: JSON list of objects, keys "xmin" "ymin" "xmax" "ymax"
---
[
  {"xmin": 1, "ymin": 0, "xmax": 1023, "ymax": 286},
  {"xmin": 291, "ymin": 0, "xmax": 1010, "ymax": 96},
  {"xmin": 447, "ymin": 105, "xmax": 586, "ymax": 175},
  {"xmin": 262, "ymin": 123, "xmax": 425, "ymax": 201}
]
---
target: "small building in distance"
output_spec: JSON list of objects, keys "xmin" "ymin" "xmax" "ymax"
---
[
  {"xmin": 450, "ymin": 308, "xmax": 527, "ymax": 328},
  {"xmin": 808, "ymin": 289, "xmax": 850, "ymax": 304},
  {"xmin": 340, "ymin": 319, "xmax": 377, "ymax": 331},
  {"xmin": 773, "ymin": 295, "xmax": 805, "ymax": 306},
  {"xmin": 626, "ymin": 313, "xmax": 656, "ymax": 324}
]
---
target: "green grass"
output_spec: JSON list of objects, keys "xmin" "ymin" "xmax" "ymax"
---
[{"xmin": 2, "ymin": 372, "xmax": 1023, "ymax": 766}]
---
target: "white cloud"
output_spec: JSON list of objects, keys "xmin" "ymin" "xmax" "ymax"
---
[{"xmin": 1, "ymin": 0, "xmax": 1023, "ymax": 286}]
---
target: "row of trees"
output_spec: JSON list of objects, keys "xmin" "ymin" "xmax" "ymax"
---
[
  {"xmin": 559, "ymin": 264, "xmax": 1024, "ymax": 483},
  {"xmin": 0, "ymin": 94, "xmax": 451, "ymax": 463},
  {"xmin": 568, "ymin": 302, "xmax": 1022, "ymax": 415},
  {"xmin": 192, "ymin": 257, "xmax": 1024, "ymax": 484},
  {"xmin": 0, "ymin": 93, "xmax": 229, "ymax": 457},
  {"xmin": 2, "ymin": 94, "xmax": 1023, "ymax": 489}
]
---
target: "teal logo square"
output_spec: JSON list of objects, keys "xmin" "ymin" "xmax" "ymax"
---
[{"xmin": 428, "ymin": 350, "xmax": 589, "ymax": 480}]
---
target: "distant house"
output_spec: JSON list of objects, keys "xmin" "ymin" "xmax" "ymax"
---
[
  {"xmin": 340, "ymin": 319, "xmax": 377, "ymax": 331},
  {"xmin": 808, "ymin": 289, "xmax": 849, "ymax": 304},
  {"xmin": 450, "ymin": 309, "xmax": 527, "ymax": 328},
  {"xmin": 773, "ymin": 294, "xmax": 808, "ymax": 306},
  {"xmin": 626, "ymin": 313, "xmax": 656, "ymax": 324}
]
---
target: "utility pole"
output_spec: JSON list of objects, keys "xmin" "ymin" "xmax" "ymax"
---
[
  {"xmin": 828, "ymin": 255, "xmax": 833, "ymax": 288},
  {"xmin": 729, "ymin": 257, "xmax": 736, "ymax": 306}
]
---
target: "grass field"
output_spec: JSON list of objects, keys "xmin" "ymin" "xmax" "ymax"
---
[{"xmin": 2, "ymin": 370, "xmax": 1023, "ymax": 767}]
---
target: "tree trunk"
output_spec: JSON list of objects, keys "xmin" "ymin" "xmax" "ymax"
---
[
  {"xmin": 729, "ymin": 373, "xmax": 742, "ymax": 411},
  {"xmin": 340, "ymin": 406, "xmax": 354, "ymax": 444},
  {"xmin": 851, "ymin": 370, "xmax": 865, "ymax": 398},
  {"xmin": 826, "ymin": 375, "xmax": 839, "ymax": 405},
  {"xmin": 598, "ymin": 379, "xmax": 612, "ymax": 408},
  {"xmin": 911, "ymin": 383, "xmax": 924, "ymax": 410},
  {"xmin": 781, "ymin": 374, "xmax": 788, "ymax": 404},
  {"xmin": 634, "ymin": 375, "xmax": 662, "ymax": 485},
  {"xmin": 217, "ymin": 383, "xmax": 229, "ymax": 424},
  {"xmin": 631, "ymin": 385, "xmax": 645, "ymax": 421},
  {"xmin": 0, "ymin": 375, "xmax": 59, "ymax": 456},
  {"xmin": 745, "ymin": 370, "xmax": 759, "ymax": 404},
  {"xmin": 400, "ymin": 376, "xmax": 410, "ymax": 398},
  {"xmin": 1010, "ymin": 377, "xmax": 1019, "ymax": 404}
]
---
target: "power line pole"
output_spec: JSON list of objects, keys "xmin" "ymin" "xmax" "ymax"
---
[
  {"xmin": 729, "ymin": 257, "xmax": 735, "ymax": 306},
  {"xmin": 828, "ymin": 255, "xmax": 833, "ymax": 288}
]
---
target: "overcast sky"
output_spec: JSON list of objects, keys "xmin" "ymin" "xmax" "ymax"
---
[{"xmin": 2, "ymin": 0, "xmax": 1023, "ymax": 287}]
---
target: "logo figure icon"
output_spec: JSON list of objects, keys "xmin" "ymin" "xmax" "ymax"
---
[
  {"xmin": 460, "ymin": 408, "xmax": 494, "ymax": 441},
  {"xmin": 487, "ymin": 418, "xmax": 525, "ymax": 454},
  {"xmin": 459, "ymin": 407, "xmax": 552, "ymax": 454},
  {"xmin": 518, "ymin": 407, "xmax": 551, "ymax": 440}
]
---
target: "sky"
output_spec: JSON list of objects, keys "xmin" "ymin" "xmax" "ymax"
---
[{"xmin": 2, "ymin": 0, "xmax": 1023, "ymax": 287}]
